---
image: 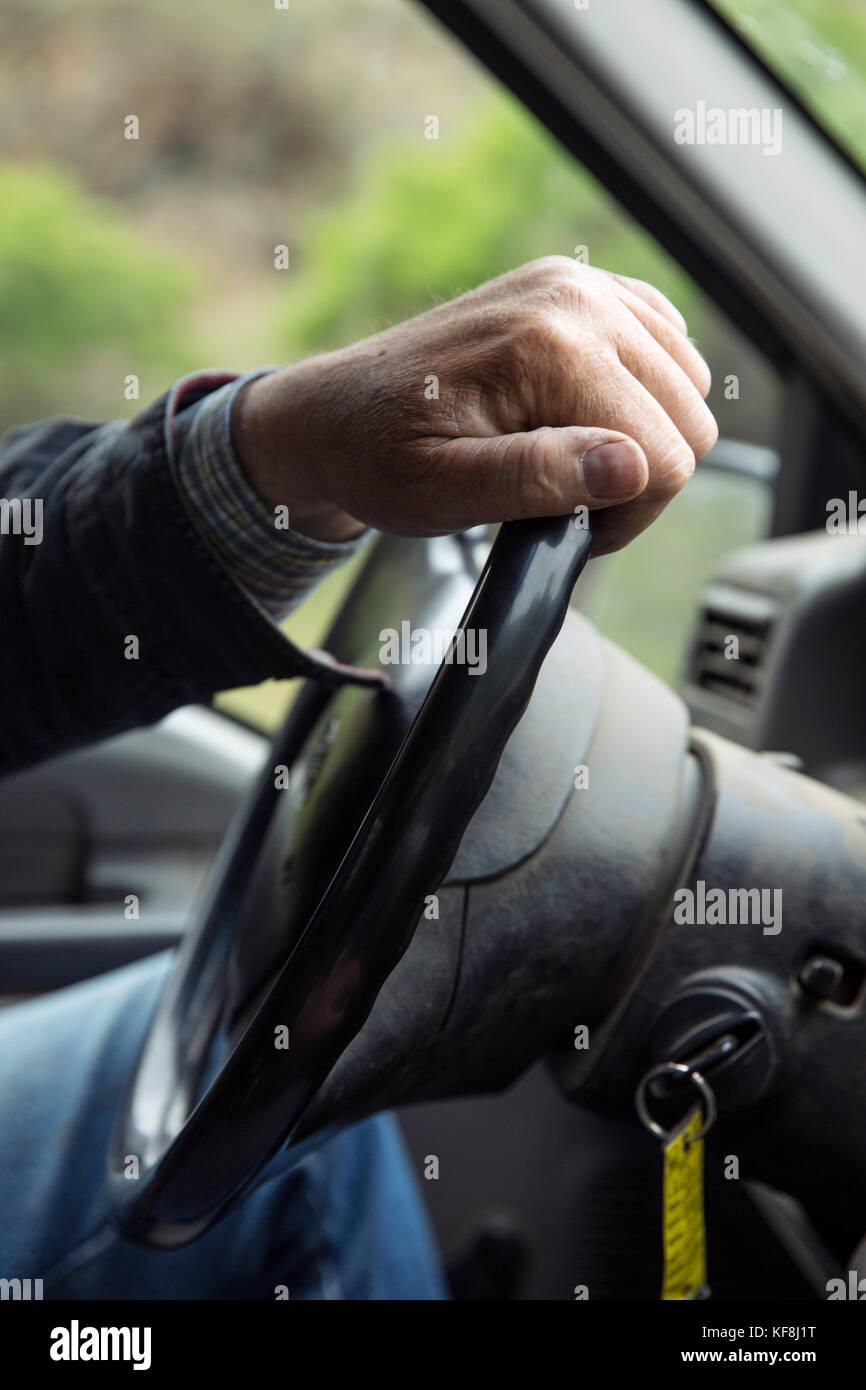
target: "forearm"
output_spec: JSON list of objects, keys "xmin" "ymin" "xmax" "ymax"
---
[{"xmin": 0, "ymin": 378, "xmax": 364, "ymax": 777}]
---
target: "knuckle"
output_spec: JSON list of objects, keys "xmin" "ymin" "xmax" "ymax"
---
[
  {"xmin": 516, "ymin": 309, "xmax": 575, "ymax": 358},
  {"xmin": 629, "ymin": 274, "xmax": 667, "ymax": 308},
  {"xmin": 681, "ymin": 400, "xmax": 718, "ymax": 458},
  {"xmin": 649, "ymin": 439, "xmax": 696, "ymax": 494},
  {"xmin": 510, "ymin": 430, "xmax": 559, "ymax": 514},
  {"xmin": 668, "ymin": 446, "xmax": 697, "ymax": 489},
  {"xmin": 628, "ymin": 275, "xmax": 657, "ymax": 299},
  {"xmin": 526, "ymin": 256, "xmax": 592, "ymax": 312},
  {"xmin": 530, "ymin": 253, "xmax": 579, "ymax": 282},
  {"xmin": 694, "ymin": 356, "xmax": 713, "ymax": 398},
  {"xmin": 697, "ymin": 411, "xmax": 720, "ymax": 456},
  {"xmin": 622, "ymin": 272, "xmax": 686, "ymax": 325}
]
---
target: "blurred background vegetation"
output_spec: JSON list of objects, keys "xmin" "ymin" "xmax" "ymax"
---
[
  {"xmin": 0, "ymin": 0, "xmax": 862, "ymax": 726},
  {"xmin": 715, "ymin": 0, "xmax": 866, "ymax": 171}
]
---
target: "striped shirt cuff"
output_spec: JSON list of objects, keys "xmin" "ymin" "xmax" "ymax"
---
[{"xmin": 168, "ymin": 368, "xmax": 366, "ymax": 621}]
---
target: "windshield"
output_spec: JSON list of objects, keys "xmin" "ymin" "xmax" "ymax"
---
[{"xmin": 711, "ymin": 0, "xmax": 866, "ymax": 175}]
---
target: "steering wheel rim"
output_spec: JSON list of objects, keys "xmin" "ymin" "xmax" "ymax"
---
[{"xmin": 109, "ymin": 514, "xmax": 593, "ymax": 1247}]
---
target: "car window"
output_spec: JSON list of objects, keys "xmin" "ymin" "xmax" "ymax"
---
[
  {"xmin": 0, "ymin": 0, "xmax": 780, "ymax": 730},
  {"xmin": 578, "ymin": 463, "xmax": 774, "ymax": 690},
  {"xmin": 710, "ymin": 0, "xmax": 866, "ymax": 176},
  {"xmin": 577, "ymin": 297, "xmax": 778, "ymax": 689}
]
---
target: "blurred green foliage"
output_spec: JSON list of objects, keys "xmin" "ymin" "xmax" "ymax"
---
[
  {"xmin": 284, "ymin": 95, "xmax": 702, "ymax": 357},
  {"xmin": 0, "ymin": 162, "xmax": 197, "ymax": 422},
  {"xmin": 0, "ymin": 162, "xmax": 197, "ymax": 365},
  {"xmin": 7, "ymin": 0, "xmax": 861, "ymax": 729},
  {"xmin": 714, "ymin": 0, "xmax": 866, "ymax": 169}
]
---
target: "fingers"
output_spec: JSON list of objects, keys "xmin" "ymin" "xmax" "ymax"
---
[
  {"xmin": 588, "ymin": 491, "xmax": 678, "ymax": 557},
  {"xmin": 535, "ymin": 318, "xmax": 699, "ymax": 492},
  {"xmin": 560, "ymin": 266, "xmax": 714, "ymax": 440},
  {"xmin": 607, "ymin": 269, "xmax": 689, "ymax": 335},
  {"xmin": 610, "ymin": 283, "xmax": 712, "ymax": 399},
  {"xmin": 612, "ymin": 313, "xmax": 718, "ymax": 463},
  {"xmin": 564, "ymin": 362, "xmax": 708, "ymax": 557},
  {"xmin": 332, "ymin": 256, "xmax": 718, "ymax": 546},
  {"xmin": 525, "ymin": 265, "xmax": 717, "ymax": 494},
  {"xmin": 425, "ymin": 427, "xmax": 649, "ymax": 528}
]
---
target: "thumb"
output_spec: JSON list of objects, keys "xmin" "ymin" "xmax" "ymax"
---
[{"xmin": 440, "ymin": 426, "xmax": 649, "ymax": 523}]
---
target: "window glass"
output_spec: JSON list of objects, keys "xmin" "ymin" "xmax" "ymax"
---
[
  {"xmin": 711, "ymin": 0, "xmax": 866, "ymax": 175},
  {"xmin": 1, "ymin": 0, "xmax": 779, "ymax": 728}
]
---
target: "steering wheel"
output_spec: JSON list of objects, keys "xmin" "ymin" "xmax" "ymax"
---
[{"xmin": 109, "ymin": 514, "xmax": 593, "ymax": 1247}]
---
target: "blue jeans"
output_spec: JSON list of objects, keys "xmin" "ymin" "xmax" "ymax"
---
[{"xmin": 0, "ymin": 953, "xmax": 446, "ymax": 1300}]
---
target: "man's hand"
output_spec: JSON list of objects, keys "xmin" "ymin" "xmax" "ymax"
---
[{"xmin": 232, "ymin": 256, "xmax": 718, "ymax": 556}]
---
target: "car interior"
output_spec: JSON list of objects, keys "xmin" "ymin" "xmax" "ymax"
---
[{"xmin": 3, "ymin": 0, "xmax": 866, "ymax": 1300}]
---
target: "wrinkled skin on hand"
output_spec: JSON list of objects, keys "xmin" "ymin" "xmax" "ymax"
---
[{"xmin": 232, "ymin": 256, "xmax": 717, "ymax": 556}]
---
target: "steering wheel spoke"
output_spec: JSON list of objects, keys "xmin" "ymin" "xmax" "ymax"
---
[{"xmin": 109, "ymin": 515, "xmax": 593, "ymax": 1247}]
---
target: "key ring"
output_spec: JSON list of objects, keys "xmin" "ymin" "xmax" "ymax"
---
[{"xmin": 635, "ymin": 1062, "xmax": 717, "ymax": 1144}]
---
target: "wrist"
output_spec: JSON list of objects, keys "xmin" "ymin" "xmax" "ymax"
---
[{"xmin": 230, "ymin": 368, "xmax": 366, "ymax": 543}]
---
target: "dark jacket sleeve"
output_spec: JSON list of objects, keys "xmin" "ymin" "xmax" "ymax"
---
[{"xmin": 0, "ymin": 391, "xmax": 343, "ymax": 777}]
